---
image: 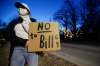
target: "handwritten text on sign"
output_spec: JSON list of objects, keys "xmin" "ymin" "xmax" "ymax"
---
[{"xmin": 28, "ymin": 22, "xmax": 60, "ymax": 52}]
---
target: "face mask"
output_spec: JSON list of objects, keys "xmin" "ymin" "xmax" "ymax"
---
[{"xmin": 18, "ymin": 8, "xmax": 28, "ymax": 16}]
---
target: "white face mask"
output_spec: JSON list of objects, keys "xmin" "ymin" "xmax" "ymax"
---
[{"xmin": 18, "ymin": 8, "xmax": 28, "ymax": 16}]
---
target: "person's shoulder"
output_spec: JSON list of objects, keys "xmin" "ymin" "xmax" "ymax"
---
[
  {"xmin": 30, "ymin": 18, "xmax": 37, "ymax": 22},
  {"xmin": 8, "ymin": 17, "xmax": 22, "ymax": 27},
  {"xmin": 8, "ymin": 17, "xmax": 22, "ymax": 25}
]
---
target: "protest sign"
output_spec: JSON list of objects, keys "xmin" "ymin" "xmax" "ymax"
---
[{"xmin": 27, "ymin": 22, "xmax": 60, "ymax": 52}]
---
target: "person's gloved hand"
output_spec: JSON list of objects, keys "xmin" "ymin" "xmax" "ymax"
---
[
  {"xmin": 36, "ymin": 51, "xmax": 49, "ymax": 57},
  {"xmin": 42, "ymin": 51, "xmax": 49, "ymax": 56}
]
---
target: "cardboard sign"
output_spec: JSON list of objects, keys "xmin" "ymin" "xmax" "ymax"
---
[{"xmin": 27, "ymin": 22, "xmax": 61, "ymax": 52}]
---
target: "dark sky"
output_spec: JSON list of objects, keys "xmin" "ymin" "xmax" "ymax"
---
[{"xmin": 0, "ymin": 0, "xmax": 64, "ymax": 24}]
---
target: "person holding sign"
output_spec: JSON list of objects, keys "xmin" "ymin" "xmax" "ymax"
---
[{"xmin": 6, "ymin": 2, "xmax": 41, "ymax": 66}]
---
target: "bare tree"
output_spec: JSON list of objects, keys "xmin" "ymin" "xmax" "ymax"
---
[{"xmin": 53, "ymin": 0, "xmax": 77, "ymax": 38}]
